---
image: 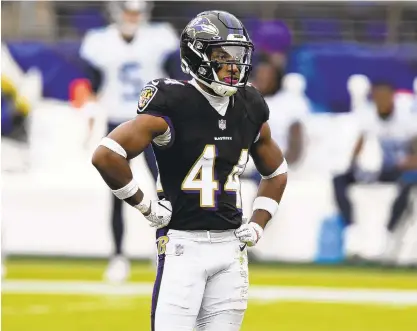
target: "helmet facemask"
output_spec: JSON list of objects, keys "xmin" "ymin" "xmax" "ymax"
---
[{"xmin": 182, "ymin": 39, "xmax": 254, "ymax": 97}]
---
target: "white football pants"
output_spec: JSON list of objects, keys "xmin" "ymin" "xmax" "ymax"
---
[{"xmin": 151, "ymin": 228, "xmax": 249, "ymax": 331}]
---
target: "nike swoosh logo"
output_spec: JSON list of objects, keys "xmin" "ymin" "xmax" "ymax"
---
[
  {"xmin": 157, "ymin": 201, "xmax": 172, "ymax": 212},
  {"xmin": 151, "ymin": 80, "xmax": 159, "ymax": 86},
  {"xmin": 239, "ymin": 244, "xmax": 247, "ymax": 252}
]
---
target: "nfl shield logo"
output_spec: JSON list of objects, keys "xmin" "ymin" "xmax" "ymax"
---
[{"xmin": 219, "ymin": 119, "xmax": 226, "ymax": 130}]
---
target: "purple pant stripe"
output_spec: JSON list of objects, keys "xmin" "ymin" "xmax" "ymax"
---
[{"xmin": 151, "ymin": 227, "xmax": 168, "ymax": 331}]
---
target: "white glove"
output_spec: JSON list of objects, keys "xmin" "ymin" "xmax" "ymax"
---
[
  {"xmin": 135, "ymin": 198, "xmax": 172, "ymax": 229},
  {"xmin": 235, "ymin": 222, "xmax": 263, "ymax": 247}
]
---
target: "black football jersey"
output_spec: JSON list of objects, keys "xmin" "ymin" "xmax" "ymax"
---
[{"xmin": 137, "ymin": 78, "xmax": 269, "ymax": 231}]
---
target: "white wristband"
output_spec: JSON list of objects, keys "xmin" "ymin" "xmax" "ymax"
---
[
  {"xmin": 111, "ymin": 179, "xmax": 139, "ymax": 200},
  {"xmin": 252, "ymin": 197, "xmax": 279, "ymax": 218},
  {"xmin": 262, "ymin": 159, "xmax": 288, "ymax": 179},
  {"xmin": 99, "ymin": 137, "xmax": 127, "ymax": 158}
]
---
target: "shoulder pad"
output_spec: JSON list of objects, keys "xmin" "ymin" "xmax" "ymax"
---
[
  {"xmin": 82, "ymin": 26, "xmax": 108, "ymax": 42},
  {"xmin": 80, "ymin": 27, "xmax": 109, "ymax": 65},
  {"xmin": 144, "ymin": 78, "xmax": 186, "ymax": 88},
  {"xmin": 240, "ymin": 84, "xmax": 270, "ymax": 124},
  {"xmin": 89, "ymin": 26, "xmax": 108, "ymax": 34},
  {"xmin": 155, "ymin": 78, "xmax": 187, "ymax": 87},
  {"xmin": 244, "ymin": 83, "xmax": 261, "ymax": 95},
  {"xmin": 137, "ymin": 78, "xmax": 188, "ymax": 115},
  {"xmin": 137, "ymin": 83, "xmax": 160, "ymax": 113}
]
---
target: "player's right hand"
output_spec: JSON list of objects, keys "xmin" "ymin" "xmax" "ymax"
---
[{"xmin": 142, "ymin": 199, "xmax": 172, "ymax": 229}]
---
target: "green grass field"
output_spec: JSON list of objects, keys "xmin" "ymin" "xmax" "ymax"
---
[{"xmin": 2, "ymin": 259, "xmax": 417, "ymax": 331}]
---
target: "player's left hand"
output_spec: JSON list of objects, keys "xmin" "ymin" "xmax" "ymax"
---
[{"xmin": 234, "ymin": 222, "xmax": 263, "ymax": 247}]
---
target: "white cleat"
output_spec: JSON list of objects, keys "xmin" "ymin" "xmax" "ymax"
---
[
  {"xmin": 380, "ymin": 230, "xmax": 401, "ymax": 265},
  {"xmin": 343, "ymin": 224, "xmax": 363, "ymax": 259},
  {"xmin": 103, "ymin": 256, "xmax": 130, "ymax": 284}
]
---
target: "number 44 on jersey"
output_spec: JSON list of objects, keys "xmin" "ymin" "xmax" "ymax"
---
[{"xmin": 181, "ymin": 144, "xmax": 249, "ymax": 209}]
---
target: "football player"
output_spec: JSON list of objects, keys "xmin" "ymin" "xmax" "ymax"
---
[
  {"xmin": 333, "ymin": 81, "xmax": 417, "ymax": 260},
  {"xmin": 92, "ymin": 11, "xmax": 287, "ymax": 331},
  {"xmin": 79, "ymin": 0, "xmax": 178, "ymax": 282}
]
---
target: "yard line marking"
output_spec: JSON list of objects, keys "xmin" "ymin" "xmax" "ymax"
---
[
  {"xmin": 2, "ymin": 280, "xmax": 417, "ymax": 306},
  {"xmin": 2, "ymin": 298, "xmax": 139, "ymax": 316}
]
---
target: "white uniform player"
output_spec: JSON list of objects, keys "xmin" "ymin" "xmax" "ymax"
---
[
  {"xmin": 79, "ymin": 0, "xmax": 178, "ymax": 283},
  {"xmin": 333, "ymin": 82, "xmax": 417, "ymax": 260},
  {"xmin": 265, "ymin": 74, "xmax": 310, "ymax": 165},
  {"xmin": 358, "ymin": 104, "xmax": 417, "ymax": 169},
  {"xmin": 79, "ymin": 2, "xmax": 178, "ymax": 126},
  {"xmin": 360, "ymin": 99, "xmax": 417, "ymax": 259}
]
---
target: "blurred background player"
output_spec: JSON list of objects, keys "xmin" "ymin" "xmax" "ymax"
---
[
  {"xmin": 347, "ymin": 74, "xmax": 372, "ymax": 113},
  {"xmin": 263, "ymin": 72, "xmax": 310, "ymax": 167},
  {"xmin": 78, "ymin": 0, "xmax": 178, "ymax": 283},
  {"xmin": 250, "ymin": 22, "xmax": 308, "ymax": 168},
  {"xmin": 333, "ymin": 81, "xmax": 417, "ymax": 260}
]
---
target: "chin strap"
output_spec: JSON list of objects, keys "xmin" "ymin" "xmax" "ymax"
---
[
  {"xmin": 188, "ymin": 70, "xmax": 235, "ymax": 97},
  {"xmin": 210, "ymin": 68, "xmax": 237, "ymax": 97},
  {"xmin": 211, "ymin": 82, "xmax": 237, "ymax": 97},
  {"xmin": 183, "ymin": 58, "xmax": 238, "ymax": 97}
]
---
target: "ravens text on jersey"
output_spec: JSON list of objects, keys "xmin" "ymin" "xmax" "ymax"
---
[{"xmin": 137, "ymin": 78, "xmax": 270, "ymax": 231}]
